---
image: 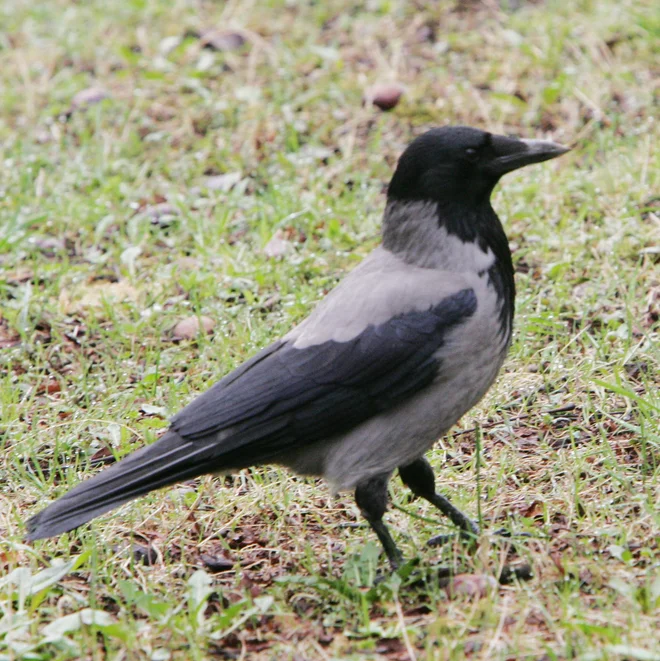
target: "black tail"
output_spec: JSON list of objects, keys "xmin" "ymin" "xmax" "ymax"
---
[{"xmin": 26, "ymin": 430, "xmax": 215, "ymax": 540}]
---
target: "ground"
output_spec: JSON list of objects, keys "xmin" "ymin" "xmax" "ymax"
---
[{"xmin": 0, "ymin": 0, "xmax": 659, "ymax": 659}]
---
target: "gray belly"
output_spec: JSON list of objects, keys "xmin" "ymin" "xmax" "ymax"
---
[{"xmin": 284, "ymin": 322, "xmax": 509, "ymax": 492}]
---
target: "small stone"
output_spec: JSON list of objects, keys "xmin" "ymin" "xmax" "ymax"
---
[
  {"xmin": 366, "ymin": 83, "xmax": 405, "ymax": 111},
  {"xmin": 171, "ymin": 315, "xmax": 215, "ymax": 341}
]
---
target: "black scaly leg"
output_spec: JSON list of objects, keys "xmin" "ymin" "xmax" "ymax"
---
[
  {"xmin": 354, "ymin": 473, "xmax": 404, "ymax": 570},
  {"xmin": 399, "ymin": 457, "xmax": 479, "ymax": 545}
]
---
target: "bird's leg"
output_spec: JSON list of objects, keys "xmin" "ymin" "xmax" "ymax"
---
[
  {"xmin": 399, "ymin": 457, "xmax": 479, "ymax": 546},
  {"xmin": 355, "ymin": 474, "xmax": 404, "ymax": 571}
]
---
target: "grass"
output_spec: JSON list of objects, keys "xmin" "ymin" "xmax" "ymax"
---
[{"xmin": 1, "ymin": 0, "xmax": 659, "ymax": 658}]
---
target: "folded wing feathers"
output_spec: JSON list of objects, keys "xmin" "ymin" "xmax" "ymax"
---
[{"xmin": 26, "ymin": 287, "xmax": 477, "ymax": 540}]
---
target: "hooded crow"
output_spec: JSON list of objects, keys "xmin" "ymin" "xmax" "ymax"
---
[{"xmin": 26, "ymin": 126, "xmax": 569, "ymax": 568}]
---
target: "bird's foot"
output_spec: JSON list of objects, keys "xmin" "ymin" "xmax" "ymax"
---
[{"xmin": 427, "ymin": 517, "xmax": 480, "ymax": 547}]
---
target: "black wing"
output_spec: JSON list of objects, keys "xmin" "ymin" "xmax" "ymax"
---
[{"xmin": 171, "ymin": 288, "xmax": 477, "ymax": 467}]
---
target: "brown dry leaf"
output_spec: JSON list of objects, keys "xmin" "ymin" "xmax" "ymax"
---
[
  {"xmin": 90, "ymin": 446, "xmax": 115, "ymax": 466},
  {"xmin": 520, "ymin": 499, "xmax": 544, "ymax": 519},
  {"xmin": 446, "ymin": 573, "xmax": 497, "ymax": 598},
  {"xmin": 549, "ymin": 551, "xmax": 566, "ymax": 576},
  {"xmin": 263, "ymin": 229, "xmax": 293, "ymax": 258},
  {"xmin": 365, "ymin": 83, "xmax": 405, "ymax": 111},
  {"xmin": 59, "ymin": 280, "xmax": 138, "ymax": 314},
  {"xmin": 36, "ymin": 379, "xmax": 61, "ymax": 395},
  {"xmin": 171, "ymin": 315, "xmax": 215, "ymax": 341}
]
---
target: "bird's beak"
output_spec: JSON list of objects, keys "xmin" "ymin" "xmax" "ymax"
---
[{"xmin": 486, "ymin": 135, "xmax": 571, "ymax": 177}]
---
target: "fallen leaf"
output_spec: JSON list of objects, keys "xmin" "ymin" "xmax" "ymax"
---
[
  {"xmin": 549, "ymin": 551, "xmax": 566, "ymax": 576},
  {"xmin": 519, "ymin": 499, "xmax": 544, "ymax": 518},
  {"xmin": 171, "ymin": 315, "xmax": 215, "ymax": 341},
  {"xmin": 201, "ymin": 551, "xmax": 234, "ymax": 573},
  {"xmin": 36, "ymin": 379, "xmax": 61, "ymax": 395},
  {"xmin": 90, "ymin": 446, "xmax": 116, "ymax": 467}
]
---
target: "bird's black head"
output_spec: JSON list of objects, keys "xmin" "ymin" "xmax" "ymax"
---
[{"xmin": 388, "ymin": 126, "xmax": 569, "ymax": 207}]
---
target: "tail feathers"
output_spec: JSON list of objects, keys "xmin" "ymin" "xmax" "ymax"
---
[{"xmin": 26, "ymin": 430, "xmax": 213, "ymax": 541}]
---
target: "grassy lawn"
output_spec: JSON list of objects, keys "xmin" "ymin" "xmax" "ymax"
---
[{"xmin": 1, "ymin": 0, "xmax": 659, "ymax": 658}]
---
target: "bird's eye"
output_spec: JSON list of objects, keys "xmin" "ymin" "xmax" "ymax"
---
[{"xmin": 465, "ymin": 147, "xmax": 478, "ymax": 160}]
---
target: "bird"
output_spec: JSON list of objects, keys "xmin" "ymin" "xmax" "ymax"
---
[{"xmin": 26, "ymin": 126, "xmax": 569, "ymax": 569}]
